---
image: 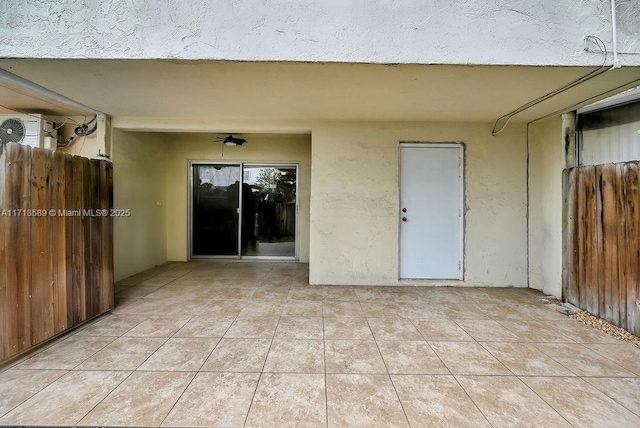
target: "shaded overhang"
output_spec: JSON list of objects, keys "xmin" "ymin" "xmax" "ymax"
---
[{"xmin": 1, "ymin": 59, "xmax": 639, "ymax": 126}]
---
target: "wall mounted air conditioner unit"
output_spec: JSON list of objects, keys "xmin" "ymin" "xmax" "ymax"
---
[{"xmin": 0, "ymin": 114, "xmax": 57, "ymax": 150}]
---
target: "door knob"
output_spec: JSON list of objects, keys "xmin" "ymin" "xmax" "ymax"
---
[{"xmin": 402, "ymin": 217, "xmax": 408, "ymax": 222}]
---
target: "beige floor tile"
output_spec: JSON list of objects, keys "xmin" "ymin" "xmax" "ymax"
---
[
  {"xmin": 194, "ymin": 284, "xmax": 256, "ymax": 303},
  {"xmin": 116, "ymin": 286, "xmax": 161, "ymax": 299},
  {"xmin": 360, "ymin": 302, "xmax": 404, "ymax": 318},
  {"xmin": 143, "ymin": 286, "xmax": 200, "ymax": 299},
  {"xmin": 138, "ymin": 276, "xmax": 178, "ymax": 287},
  {"xmin": 354, "ymin": 287, "xmax": 394, "ymax": 301},
  {"xmin": 398, "ymin": 303, "xmax": 449, "ymax": 319},
  {"xmin": 224, "ymin": 316, "xmax": 280, "ymax": 339},
  {"xmin": 0, "ymin": 370, "xmax": 130, "ymax": 426},
  {"xmin": 138, "ymin": 338, "xmax": 219, "ymax": 371},
  {"xmin": 430, "ymin": 342, "xmax": 511, "ymax": 375},
  {"xmin": 252, "ymin": 286, "xmax": 290, "ymax": 300},
  {"xmin": 378, "ymin": 341, "xmax": 449, "ymax": 374},
  {"xmin": 583, "ymin": 377, "xmax": 640, "ymax": 417},
  {"xmin": 0, "ymin": 369, "xmax": 66, "ymax": 416},
  {"xmin": 392, "ymin": 374, "xmax": 491, "ymax": 427},
  {"xmin": 115, "ymin": 297, "xmax": 204, "ymax": 317},
  {"xmin": 264, "ymin": 340, "xmax": 324, "ymax": 373},
  {"xmin": 323, "ymin": 301, "xmax": 365, "ymax": 317},
  {"xmin": 584, "ymin": 343, "xmax": 640, "ymax": 375},
  {"xmin": 116, "ymin": 274, "xmax": 148, "ymax": 286},
  {"xmin": 245, "ymin": 373, "xmax": 326, "ymax": 427},
  {"xmin": 79, "ymin": 371, "xmax": 194, "ymax": 427},
  {"xmin": 115, "ymin": 283, "xmax": 134, "ymax": 292},
  {"xmin": 174, "ymin": 314, "xmax": 236, "ymax": 337},
  {"xmin": 238, "ymin": 301, "xmax": 285, "ymax": 317},
  {"xmin": 367, "ymin": 317, "xmax": 424, "ymax": 341},
  {"xmin": 538, "ymin": 319, "xmax": 622, "ymax": 344},
  {"xmin": 325, "ymin": 340, "xmax": 386, "ymax": 374},
  {"xmin": 75, "ymin": 337, "xmax": 166, "ymax": 370},
  {"xmin": 196, "ymin": 299, "xmax": 246, "ymax": 316},
  {"xmin": 496, "ymin": 320, "xmax": 575, "ymax": 342},
  {"xmin": 326, "ymin": 374, "xmax": 408, "ymax": 427},
  {"xmin": 162, "ymin": 372, "xmax": 260, "ymax": 427},
  {"xmin": 275, "ymin": 316, "xmax": 324, "ymax": 339},
  {"xmin": 457, "ymin": 375, "xmax": 570, "ymax": 427},
  {"xmin": 14, "ymin": 335, "xmax": 115, "ymax": 369},
  {"xmin": 455, "ymin": 319, "xmax": 520, "ymax": 342},
  {"xmin": 324, "ymin": 317, "xmax": 373, "ymax": 340},
  {"xmin": 282, "ymin": 300, "xmax": 323, "ymax": 317},
  {"xmin": 412, "ymin": 318, "xmax": 474, "ymax": 341},
  {"xmin": 201, "ymin": 338, "xmax": 271, "ymax": 372},
  {"xmin": 323, "ymin": 287, "xmax": 358, "ymax": 301},
  {"xmin": 480, "ymin": 342, "xmax": 575, "ymax": 376},
  {"xmin": 522, "ymin": 376, "xmax": 640, "ymax": 427},
  {"xmin": 534, "ymin": 343, "xmax": 636, "ymax": 377},
  {"xmin": 442, "ymin": 304, "xmax": 492, "ymax": 320},
  {"xmin": 478, "ymin": 303, "xmax": 567, "ymax": 321},
  {"xmin": 124, "ymin": 316, "xmax": 190, "ymax": 337},
  {"xmin": 168, "ymin": 277, "xmax": 213, "ymax": 287},
  {"xmin": 288, "ymin": 288, "xmax": 324, "ymax": 301},
  {"xmin": 75, "ymin": 314, "xmax": 145, "ymax": 336}
]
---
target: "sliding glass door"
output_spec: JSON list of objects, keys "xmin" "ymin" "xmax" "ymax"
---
[
  {"xmin": 241, "ymin": 166, "xmax": 296, "ymax": 258},
  {"xmin": 190, "ymin": 163, "xmax": 297, "ymax": 259},
  {"xmin": 192, "ymin": 164, "xmax": 241, "ymax": 256}
]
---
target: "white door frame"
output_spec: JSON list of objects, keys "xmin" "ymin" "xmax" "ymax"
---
[{"xmin": 398, "ymin": 142, "xmax": 465, "ymax": 280}]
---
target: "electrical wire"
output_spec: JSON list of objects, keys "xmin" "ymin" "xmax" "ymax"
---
[
  {"xmin": 57, "ymin": 114, "xmax": 98, "ymax": 148},
  {"xmin": 530, "ymin": 77, "xmax": 640, "ymax": 124},
  {"xmin": 491, "ymin": 36, "xmax": 609, "ymax": 136}
]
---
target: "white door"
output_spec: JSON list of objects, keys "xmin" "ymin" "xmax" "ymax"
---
[{"xmin": 400, "ymin": 144, "xmax": 463, "ymax": 279}]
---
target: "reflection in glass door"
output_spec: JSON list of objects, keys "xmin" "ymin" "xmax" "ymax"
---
[
  {"xmin": 241, "ymin": 166, "xmax": 296, "ymax": 258},
  {"xmin": 190, "ymin": 163, "xmax": 297, "ymax": 259},
  {"xmin": 191, "ymin": 164, "xmax": 240, "ymax": 256}
]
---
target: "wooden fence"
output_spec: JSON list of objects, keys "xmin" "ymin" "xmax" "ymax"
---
[
  {"xmin": 564, "ymin": 161, "xmax": 640, "ymax": 336},
  {"xmin": 0, "ymin": 142, "xmax": 113, "ymax": 363}
]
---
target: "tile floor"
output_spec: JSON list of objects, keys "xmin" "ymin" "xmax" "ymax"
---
[{"xmin": 1, "ymin": 261, "xmax": 640, "ymax": 427}]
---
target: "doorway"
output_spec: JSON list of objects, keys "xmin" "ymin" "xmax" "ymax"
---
[
  {"xmin": 190, "ymin": 162, "xmax": 298, "ymax": 259},
  {"xmin": 399, "ymin": 143, "xmax": 463, "ymax": 279}
]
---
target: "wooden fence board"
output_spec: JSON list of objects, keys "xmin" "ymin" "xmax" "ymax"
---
[
  {"xmin": 100, "ymin": 161, "xmax": 114, "ymax": 312},
  {"xmin": 71, "ymin": 156, "xmax": 86, "ymax": 325},
  {"xmin": 601, "ymin": 164, "xmax": 619, "ymax": 325},
  {"xmin": 51, "ymin": 152, "xmax": 68, "ymax": 334},
  {"xmin": 4, "ymin": 143, "xmax": 32, "ymax": 355},
  {"xmin": 565, "ymin": 168, "xmax": 579, "ymax": 305},
  {"xmin": 1, "ymin": 143, "xmax": 114, "ymax": 364},
  {"xmin": 565, "ymin": 161, "xmax": 640, "ymax": 336},
  {"xmin": 582, "ymin": 166, "xmax": 597, "ymax": 315},
  {"xmin": 88, "ymin": 159, "xmax": 101, "ymax": 319},
  {"xmin": 0, "ymin": 144, "xmax": 6, "ymax": 360},
  {"xmin": 29, "ymin": 149, "xmax": 54, "ymax": 345},
  {"xmin": 623, "ymin": 163, "xmax": 640, "ymax": 334},
  {"xmin": 576, "ymin": 168, "xmax": 588, "ymax": 310}
]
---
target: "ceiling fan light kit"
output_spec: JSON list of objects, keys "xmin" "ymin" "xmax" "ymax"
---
[{"xmin": 216, "ymin": 133, "xmax": 247, "ymax": 147}]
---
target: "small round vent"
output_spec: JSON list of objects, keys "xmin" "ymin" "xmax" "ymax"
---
[{"xmin": 0, "ymin": 118, "xmax": 26, "ymax": 144}]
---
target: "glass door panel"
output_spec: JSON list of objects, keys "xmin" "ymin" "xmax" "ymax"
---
[
  {"xmin": 192, "ymin": 164, "xmax": 240, "ymax": 256},
  {"xmin": 241, "ymin": 166, "xmax": 296, "ymax": 258}
]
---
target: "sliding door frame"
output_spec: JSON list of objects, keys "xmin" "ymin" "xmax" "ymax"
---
[{"xmin": 188, "ymin": 161, "xmax": 299, "ymax": 261}]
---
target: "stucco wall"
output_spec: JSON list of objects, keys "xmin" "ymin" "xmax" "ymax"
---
[
  {"xmin": 310, "ymin": 122, "xmax": 528, "ymax": 286},
  {"xmin": 528, "ymin": 117, "xmax": 564, "ymax": 297},
  {"xmin": 1, "ymin": 1, "xmax": 638, "ymax": 66},
  {"xmin": 164, "ymin": 133, "xmax": 311, "ymax": 262},
  {"xmin": 112, "ymin": 130, "xmax": 169, "ymax": 281}
]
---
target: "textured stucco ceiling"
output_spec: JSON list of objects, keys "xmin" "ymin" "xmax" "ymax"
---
[{"xmin": 0, "ymin": 60, "xmax": 639, "ymax": 124}]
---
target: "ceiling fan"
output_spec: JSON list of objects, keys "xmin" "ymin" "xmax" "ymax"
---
[{"xmin": 216, "ymin": 133, "xmax": 247, "ymax": 146}]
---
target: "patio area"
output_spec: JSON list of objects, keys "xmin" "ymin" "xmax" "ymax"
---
[{"xmin": 1, "ymin": 261, "xmax": 639, "ymax": 427}]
